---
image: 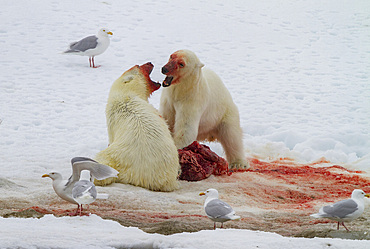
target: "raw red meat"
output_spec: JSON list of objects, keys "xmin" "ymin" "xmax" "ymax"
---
[{"xmin": 178, "ymin": 141, "xmax": 230, "ymax": 181}]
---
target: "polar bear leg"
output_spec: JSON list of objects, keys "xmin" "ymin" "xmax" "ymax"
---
[
  {"xmin": 217, "ymin": 121, "xmax": 249, "ymax": 170},
  {"xmin": 173, "ymin": 108, "xmax": 202, "ymax": 149},
  {"xmin": 159, "ymin": 97, "xmax": 175, "ymax": 133}
]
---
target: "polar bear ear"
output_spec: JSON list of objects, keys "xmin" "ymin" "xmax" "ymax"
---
[
  {"xmin": 121, "ymin": 75, "xmax": 134, "ymax": 84},
  {"xmin": 199, "ymin": 62, "xmax": 205, "ymax": 68}
]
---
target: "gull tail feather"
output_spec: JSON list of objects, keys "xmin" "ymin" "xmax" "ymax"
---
[
  {"xmin": 231, "ymin": 215, "xmax": 241, "ymax": 221},
  {"xmin": 96, "ymin": 193, "xmax": 109, "ymax": 199},
  {"xmin": 310, "ymin": 213, "xmax": 322, "ymax": 218}
]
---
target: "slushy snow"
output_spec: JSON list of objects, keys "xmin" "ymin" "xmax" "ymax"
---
[{"xmin": 0, "ymin": 0, "xmax": 369, "ymax": 248}]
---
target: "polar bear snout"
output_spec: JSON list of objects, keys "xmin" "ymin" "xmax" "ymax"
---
[
  {"xmin": 162, "ymin": 66, "xmax": 169, "ymax": 74},
  {"xmin": 162, "ymin": 58, "xmax": 180, "ymax": 75},
  {"xmin": 162, "ymin": 61, "xmax": 178, "ymax": 87}
]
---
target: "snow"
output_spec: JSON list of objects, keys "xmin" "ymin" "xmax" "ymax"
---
[
  {"xmin": 0, "ymin": 0, "xmax": 369, "ymax": 248},
  {"xmin": 1, "ymin": 215, "xmax": 369, "ymax": 249}
]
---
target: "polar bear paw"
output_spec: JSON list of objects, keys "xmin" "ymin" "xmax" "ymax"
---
[{"xmin": 229, "ymin": 160, "xmax": 250, "ymax": 171}]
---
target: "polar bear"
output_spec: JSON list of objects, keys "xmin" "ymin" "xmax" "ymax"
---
[
  {"xmin": 94, "ymin": 62, "xmax": 180, "ymax": 191},
  {"xmin": 160, "ymin": 50, "xmax": 249, "ymax": 170}
]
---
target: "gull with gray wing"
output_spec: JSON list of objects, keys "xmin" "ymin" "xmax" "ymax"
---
[
  {"xmin": 63, "ymin": 28, "xmax": 113, "ymax": 68},
  {"xmin": 200, "ymin": 188, "xmax": 240, "ymax": 229},
  {"xmin": 310, "ymin": 189, "xmax": 369, "ymax": 231},
  {"xmin": 43, "ymin": 157, "xmax": 118, "ymax": 215},
  {"xmin": 72, "ymin": 170, "xmax": 97, "ymax": 216}
]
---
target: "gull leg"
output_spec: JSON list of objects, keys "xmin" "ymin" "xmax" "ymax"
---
[
  {"xmin": 337, "ymin": 222, "xmax": 340, "ymax": 230},
  {"xmin": 75, "ymin": 204, "xmax": 81, "ymax": 216},
  {"xmin": 214, "ymin": 222, "xmax": 216, "ymax": 230},
  {"xmin": 89, "ymin": 57, "xmax": 92, "ymax": 67},
  {"xmin": 69, "ymin": 204, "xmax": 80, "ymax": 216},
  {"xmin": 221, "ymin": 223, "xmax": 224, "ymax": 229},
  {"xmin": 91, "ymin": 56, "xmax": 101, "ymax": 68},
  {"xmin": 78, "ymin": 204, "xmax": 83, "ymax": 216},
  {"xmin": 86, "ymin": 204, "xmax": 91, "ymax": 216},
  {"xmin": 341, "ymin": 222, "xmax": 350, "ymax": 232}
]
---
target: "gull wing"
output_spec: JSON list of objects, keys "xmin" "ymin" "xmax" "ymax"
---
[
  {"xmin": 65, "ymin": 35, "xmax": 98, "ymax": 53},
  {"xmin": 205, "ymin": 199, "xmax": 234, "ymax": 218},
  {"xmin": 72, "ymin": 180, "xmax": 97, "ymax": 199},
  {"xmin": 321, "ymin": 199, "xmax": 358, "ymax": 218},
  {"xmin": 66, "ymin": 157, "xmax": 118, "ymax": 186}
]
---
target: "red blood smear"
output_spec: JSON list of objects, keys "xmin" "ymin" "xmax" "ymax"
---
[
  {"xmin": 237, "ymin": 157, "xmax": 370, "ymax": 210},
  {"xmin": 20, "ymin": 153, "xmax": 370, "ymax": 226},
  {"xmin": 179, "ymin": 142, "xmax": 370, "ymax": 211},
  {"xmin": 163, "ymin": 53, "xmax": 182, "ymax": 73}
]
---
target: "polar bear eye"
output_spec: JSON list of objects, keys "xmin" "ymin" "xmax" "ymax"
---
[{"xmin": 179, "ymin": 62, "xmax": 185, "ymax": 68}]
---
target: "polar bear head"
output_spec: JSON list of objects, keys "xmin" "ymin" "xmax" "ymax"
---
[
  {"xmin": 162, "ymin": 50, "xmax": 205, "ymax": 87},
  {"xmin": 113, "ymin": 62, "xmax": 161, "ymax": 99}
]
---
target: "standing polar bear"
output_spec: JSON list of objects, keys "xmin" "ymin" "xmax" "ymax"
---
[
  {"xmin": 94, "ymin": 62, "xmax": 180, "ymax": 191},
  {"xmin": 160, "ymin": 50, "xmax": 249, "ymax": 170}
]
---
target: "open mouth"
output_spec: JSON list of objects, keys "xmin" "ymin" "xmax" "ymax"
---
[
  {"xmin": 151, "ymin": 80, "xmax": 161, "ymax": 92},
  {"xmin": 138, "ymin": 62, "xmax": 161, "ymax": 92},
  {"xmin": 139, "ymin": 62, "xmax": 154, "ymax": 75},
  {"xmin": 162, "ymin": 76, "xmax": 174, "ymax": 87}
]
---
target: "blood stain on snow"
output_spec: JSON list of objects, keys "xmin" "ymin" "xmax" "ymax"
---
[
  {"xmin": 233, "ymin": 157, "xmax": 370, "ymax": 211},
  {"xmin": 7, "ymin": 156, "xmax": 370, "ymax": 236}
]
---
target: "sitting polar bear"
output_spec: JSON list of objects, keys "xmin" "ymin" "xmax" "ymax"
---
[
  {"xmin": 94, "ymin": 62, "xmax": 180, "ymax": 191},
  {"xmin": 160, "ymin": 50, "xmax": 249, "ymax": 170}
]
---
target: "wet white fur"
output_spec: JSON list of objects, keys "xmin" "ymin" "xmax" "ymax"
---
[
  {"xmin": 95, "ymin": 66, "xmax": 180, "ymax": 191},
  {"xmin": 160, "ymin": 50, "xmax": 248, "ymax": 169}
]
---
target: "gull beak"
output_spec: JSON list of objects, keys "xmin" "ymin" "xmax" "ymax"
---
[
  {"xmin": 199, "ymin": 192, "xmax": 205, "ymax": 196},
  {"xmin": 42, "ymin": 174, "xmax": 50, "ymax": 178},
  {"xmin": 365, "ymin": 194, "xmax": 370, "ymax": 198},
  {"xmin": 107, "ymin": 31, "xmax": 113, "ymax": 35}
]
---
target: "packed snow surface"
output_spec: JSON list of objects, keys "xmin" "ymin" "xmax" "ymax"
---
[
  {"xmin": 0, "ymin": 0, "xmax": 369, "ymax": 248},
  {"xmin": 1, "ymin": 215, "xmax": 370, "ymax": 249}
]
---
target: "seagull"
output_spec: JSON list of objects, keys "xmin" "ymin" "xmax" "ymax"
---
[
  {"xmin": 199, "ymin": 188, "xmax": 240, "ymax": 229},
  {"xmin": 310, "ymin": 189, "xmax": 370, "ymax": 231},
  {"xmin": 63, "ymin": 28, "xmax": 113, "ymax": 68},
  {"xmin": 72, "ymin": 170, "xmax": 97, "ymax": 216},
  {"xmin": 42, "ymin": 157, "xmax": 118, "ymax": 215}
]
